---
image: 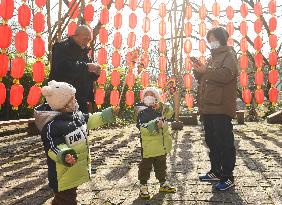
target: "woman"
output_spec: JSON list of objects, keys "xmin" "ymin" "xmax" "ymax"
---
[{"xmin": 192, "ymin": 27, "xmax": 239, "ymax": 191}]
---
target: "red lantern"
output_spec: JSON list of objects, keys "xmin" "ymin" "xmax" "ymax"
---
[
  {"xmin": 184, "ymin": 73, "xmax": 193, "ymax": 89},
  {"xmin": 269, "ymin": 87, "xmax": 278, "ymax": 104},
  {"xmin": 129, "ymin": 13, "xmax": 137, "ymax": 29},
  {"xmin": 126, "ymin": 90, "xmax": 134, "ymax": 106},
  {"xmin": 33, "ymin": 12, "xmax": 45, "ymax": 33},
  {"xmin": 212, "ymin": 2, "xmax": 220, "ymax": 16},
  {"xmin": 255, "ymin": 70, "xmax": 264, "ymax": 86},
  {"xmin": 143, "ymin": 17, "xmax": 150, "ymax": 33},
  {"xmin": 242, "ymin": 89, "xmax": 252, "ymax": 105},
  {"xmin": 95, "ymin": 88, "xmax": 105, "ymax": 106},
  {"xmin": 159, "ymin": 39, "xmax": 166, "ymax": 53},
  {"xmin": 185, "ymin": 57, "xmax": 192, "ymax": 71},
  {"xmin": 99, "ymin": 28, "xmax": 108, "ymax": 44},
  {"xmin": 0, "ymin": 25, "xmax": 12, "ymax": 49},
  {"xmin": 0, "ymin": 82, "xmax": 6, "ymax": 107},
  {"xmin": 0, "ymin": 53, "xmax": 9, "ymax": 78},
  {"xmin": 115, "ymin": 0, "xmax": 124, "ymax": 10},
  {"xmin": 255, "ymin": 89, "xmax": 264, "ymax": 104},
  {"xmin": 68, "ymin": 0, "xmax": 79, "ymax": 19},
  {"xmin": 240, "ymin": 3, "xmax": 248, "ymax": 18},
  {"xmin": 100, "ymin": 8, "xmax": 109, "ymax": 25},
  {"xmin": 226, "ymin": 22, "xmax": 234, "ymax": 36},
  {"xmin": 269, "ymin": 51, "xmax": 278, "ymax": 66},
  {"xmin": 199, "ymin": 39, "xmax": 206, "ymax": 53},
  {"xmin": 199, "ymin": 5, "xmax": 207, "ymax": 20},
  {"xmin": 226, "ymin": 6, "xmax": 234, "ymax": 20},
  {"xmin": 184, "ymin": 22, "xmax": 192, "ymax": 37},
  {"xmin": 212, "ymin": 20, "xmax": 219, "ymax": 28},
  {"xmin": 33, "ymin": 61, "xmax": 45, "ymax": 83},
  {"xmin": 27, "ymin": 86, "xmax": 41, "ymax": 107},
  {"xmin": 10, "ymin": 84, "xmax": 24, "ymax": 109},
  {"xmin": 254, "ymin": 19, "xmax": 262, "ymax": 34},
  {"xmin": 185, "ymin": 5, "xmax": 192, "ymax": 19},
  {"xmin": 0, "ymin": 0, "xmax": 14, "ymax": 20},
  {"xmin": 126, "ymin": 72, "xmax": 135, "ymax": 88},
  {"xmin": 268, "ymin": 0, "xmax": 276, "ymax": 14},
  {"xmin": 101, "ymin": 0, "xmax": 111, "ymax": 6},
  {"xmin": 113, "ymin": 32, "xmax": 122, "ymax": 49},
  {"xmin": 240, "ymin": 38, "xmax": 248, "ymax": 52},
  {"xmin": 141, "ymin": 53, "xmax": 149, "ymax": 68},
  {"xmin": 159, "ymin": 3, "xmax": 167, "ymax": 18},
  {"xmin": 84, "ymin": 4, "xmax": 94, "ymax": 22},
  {"xmin": 142, "ymin": 35, "xmax": 150, "ymax": 51},
  {"xmin": 269, "ymin": 17, "xmax": 277, "ymax": 33},
  {"xmin": 240, "ymin": 54, "xmax": 248, "ymax": 70},
  {"xmin": 18, "ymin": 4, "xmax": 31, "ymax": 28},
  {"xmin": 97, "ymin": 69, "xmax": 107, "ymax": 85},
  {"xmin": 129, "ymin": 0, "xmax": 138, "ymax": 11},
  {"xmin": 199, "ymin": 22, "xmax": 206, "ymax": 37},
  {"xmin": 184, "ymin": 39, "xmax": 192, "ymax": 53},
  {"xmin": 141, "ymin": 72, "xmax": 149, "ymax": 87},
  {"xmin": 35, "ymin": 0, "xmax": 46, "ymax": 8},
  {"xmin": 240, "ymin": 21, "xmax": 248, "ymax": 36},
  {"xmin": 110, "ymin": 90, "xmax": 119, "ymax": 106},
  {"xmin": 111, "ymin": 70, "xmax": 120, "ymax": 87},
  {"xmin": 98, "ymin": 48, "xmax": 107, "ymax": 65},
  {"xmin": 11, "ymin": 57, "xmax": 25, "ymax": 80},
  {"xmin": 15, "ymin": 31, "xmax": 28, "ymax": 53},
  {"xmin": 114, "ymin": 13, "xmax": 122, "ymax": 29},
  {"xmin": 185, "ymin": 93, "xmax": 194, "ymax": 108},
  {"xmin": 254, "ymin": 53, "xmax": 263, "ymax": 68},
  {"xmin": 240, "ymin": 71, "xmax": 248, "ymax": 87},
  {"xmin": 68, "ymin": 21, "xmax": 77, "ymax": 36},
  {"xmin": 33, "ymin": 36, "xmax": 45, "ymax": 58},
  {"xmin": 127, "ymin": 32, "xmax": 136, "ymax": 48},
  {"xmin": 254, "ymin": 36, "xmax": 262, "ymax": 50},
  {"xmin": 159, "ymin": 21, "xmax": 166, "ymax": 36},
  {"xmin": 158, "ymin": 73, "xmax": 167, "ymax": 88},
  {"xmin": 269, "ymin": 34, "xmax": 277, "ymax": 49},
  {"xmin": 112, "ymin": 51, "xmax": 121, "ymax": 68},
  {"xmin": 143, "ymin": 0, "xmax": 151, "ymax": 14},
  {"xmin": 254, "ymin": 2, "xmax": 262, "ymax": 17},
  {"xmin": 269, "ymin": 70, "xmax": 279, "ymax": 85},
  {"xmin": 159, "ymin": 56, "xmax": 167, "ymax": 72}
]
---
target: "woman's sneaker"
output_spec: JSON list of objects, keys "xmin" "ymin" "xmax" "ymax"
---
[
  {"xmin": 215, "ymin": 178, "xmax": 234, "ymax": 191},
  {"xmin": 139, "ymin": 184, "xmax": 150, "ymax": 200},
  {"xmin": 199, "ymin": 171, "xmax": 220, "ymax": 181},
  {"xmin": 159, "ymin": 182, "xmax": 176, "ymax": 193}
]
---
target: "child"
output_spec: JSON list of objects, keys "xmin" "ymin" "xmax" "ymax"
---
[
  {"xmin": 135, "ymin": 87, "xmax": 176, "ymax": 199},
  {"xmin": 34, "ymin": 80, "xmax": 119, "ymax": 205}
]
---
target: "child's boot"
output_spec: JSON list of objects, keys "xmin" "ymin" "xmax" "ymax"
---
[
  {"xmin": 139, "ymin": 184, "xmax": 150, "ymax": 200},
  {"xmin": 159, "ymin": 181, "xmax": 176, "ymax": 193}
]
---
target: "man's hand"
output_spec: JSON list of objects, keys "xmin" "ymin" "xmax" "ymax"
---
[
  {"xmin": 65, "ymin": 154, "xmax": 76, "ymax": 166},
  {"xmin": 193, "ymin": 63, "xmax": 207, "ymax": 74},
  {"xmin": 87, "ymin": 63, "xmax": 101, "ymax": 75}
]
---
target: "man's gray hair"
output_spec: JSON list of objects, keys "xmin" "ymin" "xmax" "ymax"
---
[{"xmin": 74, "ymin": 25, "xmax": 92, "ymax": 35}]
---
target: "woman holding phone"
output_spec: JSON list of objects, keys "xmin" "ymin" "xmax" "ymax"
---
[{"xmin": 192, "ymin": 27, "xmax": 239, "ymax": 191}]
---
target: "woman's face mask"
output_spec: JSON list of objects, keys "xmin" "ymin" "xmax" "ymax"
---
[
  {"xmin": 143, "ymin": 96, "xmax": 156, "ymax": 106},
  {"xmin": 210, "ymin": 41, "xmax": 221, "ymax": 49}
]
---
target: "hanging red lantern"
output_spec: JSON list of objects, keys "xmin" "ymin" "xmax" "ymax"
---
[
  {"xmin": 226, "ymin": 6, "xmax": 234, "ymax": 20},
  {"xmin": 112, "ymin": 51, "xmax": 121, "ymax": 68},
  {"xmin": 185, "ymin": 5, "xmax": 192, "ymax": 19},
  {"xmin": 0, "ymin": 53, "xmax": 9, "ymax": 78},
  {"xmin": 101, "ymin": 0, "xmax": 111, "ymax": 6},
  {"xmin": 142, "ymin": 35, "xmax": 150, "ymax": 51},
  {"xmin": 18, "ymin": 4, "xmax": 31, "ymax": 28},
  {"xmin": 184, "ymin": 73, "xmax": 193, "ymax": 89},
  {"xmin": 184, "ymin": 22, "xmax": 192, "ymax": 37},
  {"xmin": 143, "ymin": 17, "xmax": 150, "ymax": 33},
  {"xmin": 111, "ymin": 70, "xmax": 120, "ymax": 87},
  {"xmin": 35, "ymin": 0, "xmax": 46, "ymax": 8},
  {"xmin": 199, "ymin": 5, "xmax": 207, "ymax": 20},
  {"xmin": 269, "ymin": 87, "xmax": 278, "ymax": 104},
  {"xmin": 242, "ymin": 89, "xmax": 252, "ymax": 105},
  {"xmin": 99, "ymin": 28, "xmax": 108, "ymax": 44},
  {"xmin": 269, "ymin": 17, "xmax": 277, "ymax": 33},
  {"xmin": 254, "ymin": 53, "xmax": 263, "ymax": 68},
  {"xmin": 212, "ymin": 20, "xmax": 219, "ymax": 28},
  {"xmin": 255, "ymin": 70, "xmax": 264, "ymax": 86},
  {"xmin": 240, "ymin": 54, "xmax": 248, "ymax": 70},
  {"xmin": 110, "ymin": 90, "xmax": 119, "ymax": 106},
  {"xmin": 240, "ymin": 3, "xmax": 248, "ymax": 18},
  {"xmin": 240, "ymin": 38, "xmax": 248, "ymax": 52},
  {"xmin": 199, "ymin": 39, "xmax": 206, "ymax": 53},
  {"xmin": 33, "ymin": 12, "xmax": 45, "ymax": 33},
  {"xmin": 100, "ymin": 8, "xmax": 109, "ymax": 25},
  {"xmin": 141, "ymin": 53, "xmax": 149, "ymax": 68},
  {"xmin": 255, "ymin": 89, "xmax": 264, "ymax": 104},
  {"xmin": 0, "ymin": 25, "xmax": 12, "ymax": 49},
  {"xmin": 126, "ymin": 72, "xmax": 135, "ymax": 88},
  {"xmin": 115, "ymin": 0, "xmax": 124, "ymax": 10},
  {"xmin": 129, "ymin": 0, "xmax": 138, "ymax": 11},
  {"xmin": 114, "ymin": 13, "xmax": 122, "ymax": 29},
  {"xmin": 141, "ymin": 72, "xmax": 149, "ymax": 87},
  {"xmin": 159, "ymin": 56, "xmax": 167, "ymax": 72},
  {"xmin": 33, "ymin": 36, "xmax": 45, "ymax": 58},
  {"xmin": 127, "ymin": 32, "xmax": 136, "ymax": 48},
  {"xmin": 254, "ymin": 36, "xmax": 262, "ymax": 50},
  {"xmin": 226, "ymin": 22, "xmax": 234, "ymax": 36},
  {"xmin": 126, "ymin": 90, "xmax": 134, "ymax": 106},
  {"xmin": 269, "ymin": 51, "xmax": 278, "ymax": 66},
  {"xmin": 269, "ymin": 34, "xmax": 277, "ymax": 49},
  {"xmin": 0, "ymin": 0, "xmax": 14, "ymax": 20},
  {"xmin": 254, "ymin": 19, "xmax": 262, "ymax": 34},
  {"xmin": 184, "ymin": 39, "xmax": 192, "ymax": 53},
  {"xmin": 68, "ymin": 0, "xmax": 79, "ymax": 19},
  {"xmin": 143, "ymin": 0, "xmax": 151, "ymax": 14},
  {"xmin": 32, "ymin": 61, "xmax": 45, "ymax": 83},
  {"xmin": 0, "ymin": 82, "xmax": 6, "ymax": 108},
  {"xmin": 268, "ymin": 0, "xmax": 276, "ymax": 14},
  {"xmin": 212, "ymin": 2, "xmax": 220, "ymax": 16},
  {"xmin": 254, "ymin": 2, "xmax": 262, "ymax": 17},
  {"xmin": 185, "ymin": 93, "xmax": 194, "ymax": 109},
  {"xmin": 129, "ymin": 13, "xmax": 137, "ymax": 29},
  {"xmin": 10, "ymin": 84, "xmax": 24, "ymax": 109},
  {"xmin": 95, "ymin": 88, "xmax": 105, "ymax": 106},
  {"xmin": 159, "ymin": 3, "xmax": 167, "ymax": 18},
  {"xmin": 240, "ymin": 21, "xmax": 248, "ymax": 36},
  {"xmin": 240, "ymin": 71, "xmax": 248, "ymax": 87},
  {"xmin": 27, "ymin": 85, "xmax": 41, "ymax": 108},
  {"xmin": 199, "ymin": 22, "xmax": 206, "ymax": 37},
  {"xmin": 185, "ymin": 57, "xmax": 192, "ymax": 71},
  {"xmin": 98, "ymin": 48, "xmax": 107, "ymax": 65},
  {"xmin": 84, "ymin": 4, "xmax": 94, "ymax": 22},
  {"xmin": 11, "ymin": 57, "xmax": 25, "ymax": 80},
  {"xmin": 269, "ymin": 70, "xmax": 279, "ymax": 85},
  {"xmin": 113, "ymin": 32, "xmax": 122, "ymax": 49},
  {"xmin": 159, "ymin": 39, "xmax": 166, "ymax": 53},
  {"xmin": 97, "ymin": 69, "xmax": 107, "ymax": 85},
  {"xmin": 15, "ymin": 31, "xmax": 28, "ymax": 53},
  {"xmin": 159, "ymin": 21, "xmax": 166, "ymax": 36},
  {"xmin": 68, "ymin": 21, "xmax": 77, "ymax": 36},
  {"xmin": 158, "ymin": 73, "xmax": 167, "ymax": 88}
]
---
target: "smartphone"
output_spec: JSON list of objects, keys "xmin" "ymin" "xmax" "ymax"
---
[{"xmin": 190, "ymin": 57, "xmax": 201, "ymax": 65}]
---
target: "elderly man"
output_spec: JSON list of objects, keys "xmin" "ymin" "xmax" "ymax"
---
[{"xmin": 49, "ymin": 25, "xmax": 101, "ymax": 113}]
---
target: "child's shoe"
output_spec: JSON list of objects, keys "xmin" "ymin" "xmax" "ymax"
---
[
  {"xmin": 199, "ymin": 171, "xmax": 220, "ymax": 181},
  {"xmin": 215, "ymin": 178, "xmax": 234, "ymax": 191},
  {"xmin": 139, "ymin": 184, "xmax": 150, "ymax": 200},
  {"xmin": 159, "ymin": 181, "xmax": 176, "ymax": 193}
]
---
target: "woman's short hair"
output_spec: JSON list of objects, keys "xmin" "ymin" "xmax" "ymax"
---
[{"xmin": 206, "ymin": 27, "xmax": 229, "ymax": 46}]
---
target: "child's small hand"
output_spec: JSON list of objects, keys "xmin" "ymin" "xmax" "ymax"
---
[
  {"xmin": 157, "ymin": 119, "xmax": 164, "ymax": 129},
  {"xmin": 65, "ymin": 154, "xmax": 76, "ymax": 165},
  {"xmin": 152, "ymin": 102, "xmax": 160, "ymax": 110},
  {"xmin": 113, "ymin": 106, "xmax": 120, "ymax": 115}
]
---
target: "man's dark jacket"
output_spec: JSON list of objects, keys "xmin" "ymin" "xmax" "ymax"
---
[{"xmin": 49, "ymin": 37, "xmax": 99, "ymax": 113}]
